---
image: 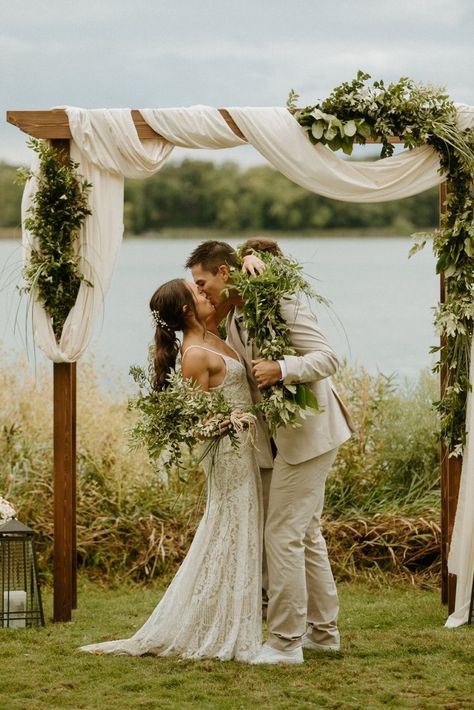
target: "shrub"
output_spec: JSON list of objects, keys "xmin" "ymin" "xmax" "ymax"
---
[{"xmin": 328, "ymin": 364, "xmax": 439, "ymax": 518}]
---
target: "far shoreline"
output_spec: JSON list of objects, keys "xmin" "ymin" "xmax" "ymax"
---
[{"xmin": 0, "ymin": 226, "xmax": 437, "ymax": 241}]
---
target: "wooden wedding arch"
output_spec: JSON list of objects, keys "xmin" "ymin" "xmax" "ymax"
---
[{"xmin": 6, "ymin": 108, "xmax": 462, "ymax": 622}]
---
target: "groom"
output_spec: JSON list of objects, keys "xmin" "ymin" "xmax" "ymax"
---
[{"xmin": 186, "ymin": 239, "xmax": 353, "ymax": 664}]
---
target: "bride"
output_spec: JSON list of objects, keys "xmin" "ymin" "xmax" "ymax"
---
[{"xmin": 79, "ymin": 279, "xmax": 262, "ymax": 661}]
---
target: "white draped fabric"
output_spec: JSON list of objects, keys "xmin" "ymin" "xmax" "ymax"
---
[
  {"xmin": 22, "ymin": 109, "xmax": 174, "ymax": 361},
  {"xmin": 21, "ymin": 103, "xmax": 474, "ymax": 624},
  {"xmin": 445, "ymin": 333, "xmax": 474, "ymax": 628}
]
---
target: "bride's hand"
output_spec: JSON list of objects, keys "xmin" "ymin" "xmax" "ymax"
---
[
  {"xmin": 242, "ymin": 254, "xmax": 265, "ymax": 276},
  {"xmin": 215, "ymin": 417, "xmax": 231, "ymax": 434},
  {"xmin": 200, "ymin": 415, "xmax": 231, "ymax": 439}
]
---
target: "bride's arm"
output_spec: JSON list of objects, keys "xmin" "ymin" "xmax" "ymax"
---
[
  {"xmin": 181, "ymin": 349, "xmax": 210, "ymax": 391},
  {"xmin": 181, "ymin": 349, "xmax": 231, "ymax": 435}
]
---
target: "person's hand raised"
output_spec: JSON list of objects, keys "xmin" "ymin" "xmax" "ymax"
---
[{"xmin": 242, "ymin": 254, "xmax": 265, "ymax": 276}]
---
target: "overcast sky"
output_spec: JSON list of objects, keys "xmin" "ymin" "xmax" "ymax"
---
[{"xmin": 1, "ymin": 0, "xmax": 473, "ymax": 166}]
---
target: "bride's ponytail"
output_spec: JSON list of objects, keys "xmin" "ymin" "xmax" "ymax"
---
[{"xmin": 149, "ymin": 279, "xmax": 196, "ymax": 391}]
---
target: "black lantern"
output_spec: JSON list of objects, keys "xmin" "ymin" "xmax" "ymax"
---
[{"xmin": 0, "ymin": 518, "xmax": 45, "ymax": 628}]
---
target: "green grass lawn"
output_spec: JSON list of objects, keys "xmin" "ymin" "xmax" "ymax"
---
[{"xmin": 1, "ymin": 578, "xmax": 472, "ymax": 710}]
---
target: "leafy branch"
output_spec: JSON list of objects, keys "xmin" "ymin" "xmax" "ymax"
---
[
  {"xmin": 291, "ymin": 71, "xmax": 470, "ymax": 160},
  {"xmin": 18, "ymin": 138, "xmax": 92, "ymax": 341},
  {"xmin": 231, "ymin": 250, "xmax": 328, "ymax": 434}
]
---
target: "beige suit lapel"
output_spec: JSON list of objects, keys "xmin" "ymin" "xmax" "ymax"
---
[{"xmin": 226, "ymin": 310, "xmax": 254, "ymax": 378}]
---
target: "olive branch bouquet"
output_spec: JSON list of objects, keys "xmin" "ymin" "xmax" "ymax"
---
[
  {"xmin": 231, "ymin": 250, "xmax": 329, "ymax": 434},
  {"xmin": 128, "ymin": 366, "xmax": 256, "ymax": 470}
]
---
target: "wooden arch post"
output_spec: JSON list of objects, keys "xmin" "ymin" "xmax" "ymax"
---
[
  {"xmin": 439, "ymin": 181, "xmax": 462, "ymax": 610},
  {"xmin": 6, "ymin": 108, "xmax": 462, "ymax": 617},
  {"xmin": 53, "ymin": 359, "xmax": 76, "ymax": 621},
  {"xmin": 51, "ymin": 138, "xmax": 77, "ymax": 622}
]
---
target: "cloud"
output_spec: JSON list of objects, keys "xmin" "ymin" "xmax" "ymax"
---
[{"xmin": 1, "ymin": 0, "xmax": 473, "ymax": 164}]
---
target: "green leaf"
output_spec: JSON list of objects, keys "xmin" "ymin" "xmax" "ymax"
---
[
  {"xmin": 464, "ymin": 237, "xmax": 474, "ymax": 257},
  {"xmin": 408, "ymin": 235, "xmax": 427, "ymax": 259},
  {"xmin": 341, "ymin": 136, "xmax": 354, "ymax": 155},
  {"xmin": 435, "ymin": 254, "xmax": 448, "ymax": 273},
  {"xmin": 304, "ymin": 387, "xmax": 321, "ymax": 412},
  {"xmin": 311, "ymin": 121, "xmax": 325, "ymax": 140},
  {"xmin": 328, "ymin": 136, "xmax": 343, "ymax": 152},
  {"xmin": 286, "ymin": 88, "xmax": 300, "ymax": 110},
  {"xmin": 295, "ymin": 384, "xmax": 307, "ymax": 408},
  {"xmin": 324, "ymin": 126, "xmax": 338, "ymax": 141},
  {"xmin": 344, "ymin": 120, "xmax": 357, "ymax": 137},
  {"xmin": 356, "ymin": 120, "xmax": 372, "ymax": 138}
]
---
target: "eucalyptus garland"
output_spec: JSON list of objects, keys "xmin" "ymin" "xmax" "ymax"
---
[
  {"xmin": 231, "ymin": 250, "xmax": 327, "ymax": 434},
  {"xmin": 288, "ymin": 71, "xmax": 474, "ymax": 453},
  {"xmin": 18, "ymin": 138, "xmax": 92, "ymax": 341}
]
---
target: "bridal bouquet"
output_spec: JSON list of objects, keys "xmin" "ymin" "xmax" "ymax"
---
[
  {"xmin": 129, "ymin": 366, "xmax": 255, "ymax": 469},
  {"xmin": 231, "ymin": 250, "xmax": 329, "ymax": 434}
]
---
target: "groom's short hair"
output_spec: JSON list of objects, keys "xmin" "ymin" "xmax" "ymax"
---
[{"xmin": 185, "ymin": 240, "xmax": 239, "ymax": 274}]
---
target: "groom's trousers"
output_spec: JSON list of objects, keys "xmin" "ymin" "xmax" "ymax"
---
[
  {"xmin": 265, "ymin": 446, "xmax": 339, "ymax": 652},
  {"xmin": 260, "ymin": 467, "xmax": 273, "ymax": 603}
]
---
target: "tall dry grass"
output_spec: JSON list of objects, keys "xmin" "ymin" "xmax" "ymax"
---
[
  {"xmin": 328, "ymin": 364, "xmax": 440, "ymax": 517},
  {"xmin": 0, "ymin": 355, "xmax": 204, "ymax": 583},
  {"xmin": 0, "ymin": 355, "xmax": 441, "ymax": 586}
]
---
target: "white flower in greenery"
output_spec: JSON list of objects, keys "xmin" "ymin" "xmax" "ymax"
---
[{"xmin": 0, "ymin": 496, "xmax": 16, "ymax": 523}]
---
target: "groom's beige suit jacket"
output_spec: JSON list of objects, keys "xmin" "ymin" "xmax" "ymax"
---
[{"xmin": 226, "ymin": 295, "xmax": 354, "ymax": 468}]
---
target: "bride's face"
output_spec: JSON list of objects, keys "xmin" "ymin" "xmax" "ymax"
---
[{"xmin": 185, "ymin": 281, "xmax": 215, "ymax": 322}]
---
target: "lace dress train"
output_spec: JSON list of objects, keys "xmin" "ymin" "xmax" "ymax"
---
[{"xmin": 79, "ymin": 354, "xmax": 262, "ymax": 661}]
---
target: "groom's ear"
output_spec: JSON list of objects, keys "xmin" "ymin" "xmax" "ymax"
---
[{"xmin": 218, "ymin": 264, "xmax": 231, "ymax": 281}]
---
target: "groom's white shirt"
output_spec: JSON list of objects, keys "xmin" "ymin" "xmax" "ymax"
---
[{"xmin": 226, "ymin": 296, "xmax": 354, "ymax": 467}]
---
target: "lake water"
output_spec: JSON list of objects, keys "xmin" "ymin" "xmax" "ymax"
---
[{"xmin": 0, "ymin": 236, "xmax": 439, "ymax": 389}]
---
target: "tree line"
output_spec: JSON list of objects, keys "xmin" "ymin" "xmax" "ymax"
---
[{"xmin": 0, "ymin": 159, "xmax": 438, "ymax": 234}]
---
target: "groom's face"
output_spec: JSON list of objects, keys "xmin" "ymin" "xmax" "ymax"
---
[{"xmin": 191, "ymin": 263, "xmax": 230, "ymax": 307}]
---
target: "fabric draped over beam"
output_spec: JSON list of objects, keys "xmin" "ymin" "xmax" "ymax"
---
[
  {"xmin": 445, "ymin": 344, "xmax": 474, "ymax": 628},
  {"xmin": 21, "ymin": 103, "xmax": 474, "ymax": 363},
  {"xmin": 21, "ymin": 103, "xmax": 474, "ymax": 625}
]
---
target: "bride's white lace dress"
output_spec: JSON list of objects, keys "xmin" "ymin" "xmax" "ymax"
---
[{"xmin": 79, "ymin": 351, "xmax": 262, "ymax": 661}]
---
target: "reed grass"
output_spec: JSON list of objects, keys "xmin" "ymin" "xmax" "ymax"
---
[
  {"xmin": 325, "ymin": 516, "xmax": 440, "ymax": 589},
  {"xmin": 0, "ymin": 355, "xmax": 441, "ymax": 586},
  {"xmin": 328, "ymin": 364, "xmax": 439, "ymax": 517}
]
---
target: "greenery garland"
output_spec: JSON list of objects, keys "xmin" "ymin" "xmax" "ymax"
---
[
  {"xmin": 288, "ymin": 71, "xmax": 474, "ymax": 453},
  {"xmin": 18, "ymin": 138, "xmax": 92, "ymax": 341},
  {"xmin": 231, "ymin": 250, "xmax": 326, "ymax": 434}
]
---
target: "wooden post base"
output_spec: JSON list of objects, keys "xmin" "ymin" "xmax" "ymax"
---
[{"xmin": 53, "ymin": 361, "xmax": 76, "ymax": 622}]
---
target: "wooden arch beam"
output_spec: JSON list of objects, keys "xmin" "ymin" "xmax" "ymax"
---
[
  {"xmin": 7, "ymin": 108, "xmax": 401, "ymax": 145},
  {"xmin": 6, "ymin": 108, "xmax": 246, "ymax": 141}
]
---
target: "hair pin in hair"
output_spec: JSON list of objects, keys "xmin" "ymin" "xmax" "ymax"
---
[{"xmin": 151, "ymin": 309, "xmax": 174, "ymax": 336}]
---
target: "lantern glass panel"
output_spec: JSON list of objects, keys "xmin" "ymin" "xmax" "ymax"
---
[{"xmin": 0, "ymin": 520, "xmax": 45, "ymax": 628}]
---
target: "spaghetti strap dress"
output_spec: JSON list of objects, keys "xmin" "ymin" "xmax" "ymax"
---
[{"xmin": 79, "ymin": 348, "xmax": 262, "ymax": 661}]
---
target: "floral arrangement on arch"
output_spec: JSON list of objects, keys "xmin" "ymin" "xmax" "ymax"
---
[{"xmin": 288, "ymin": 71, "xmax": 474, "ymax": 454}]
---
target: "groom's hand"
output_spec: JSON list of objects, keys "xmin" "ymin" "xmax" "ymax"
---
[
  {"xmin": 252, "ymin": 359, "xmax": 282, "ymax": 388},
  {"xmin": 242, "ymin": 254, "xmax": 265, "ymax": 276}
]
